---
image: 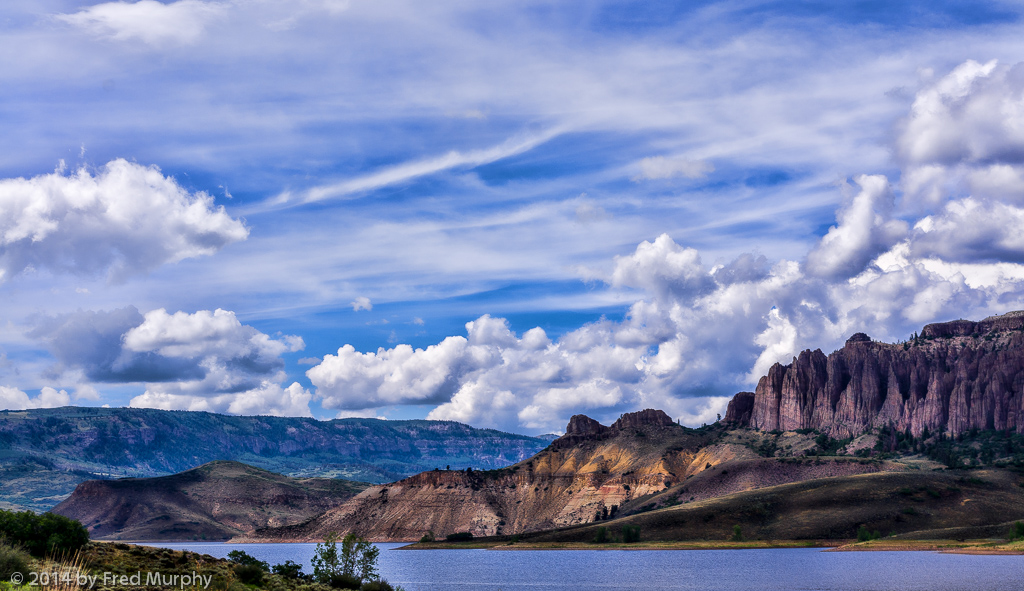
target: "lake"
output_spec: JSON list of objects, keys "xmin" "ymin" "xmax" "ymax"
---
[{"xmin": 143, "ymin": 542, "xmax": 1024, "ymax": 591}]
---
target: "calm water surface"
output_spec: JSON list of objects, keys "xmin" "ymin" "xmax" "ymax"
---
[{"xmin": 143, "ymin": 543, "xmax": 1024, "ymax": 591}]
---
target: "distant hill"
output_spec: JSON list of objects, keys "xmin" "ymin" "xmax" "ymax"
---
[
  {"xmin": 0, "ymin": 407, "xmax": 551, "ymax": 512},
  {"xmin": 52, "ymin": 460, "xmax": 367, "ymax": 541}
]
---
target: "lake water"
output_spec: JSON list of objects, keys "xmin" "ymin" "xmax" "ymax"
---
[{"xmin": 142, "ymin": 542, "xmax": 1024, "ymax": 591}]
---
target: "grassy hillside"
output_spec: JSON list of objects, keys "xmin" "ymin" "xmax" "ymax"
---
[
  {"xmin": 0, "ymin": 406, "xmax": 550, "ymax": 512},
  {"xmin": 517, "ymin": 468, "xmax": 1024, "ymax": 543}
]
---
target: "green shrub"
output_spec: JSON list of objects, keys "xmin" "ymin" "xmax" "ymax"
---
[
  {"xmin": 592, "ymin": 527, "xmax": 609, "ymax": 544},
  {"xmin": 328, "ymin": 573, "xmax": 362, "ymax": 590},
  {"xmin": 227, "ymin": 550, "xmax": 269, "ymax": 571},
  {"xmin": 360, "ymin": 580, "xmax": 394, "ymax": 591},
  {"xmin": 418, "ymin": 531, "xmax": 435, "ymax": 543},
  {"xmin": 621, "ymin": 525, "xmax": 641, "ymax": 543},
  {"xmin": 730, "ymin": 525, "xmax": 743, "ymax": 542},
  {"xmin": 0, "ymin": 510, "xmax": 88, "ymax": 557},
  {"xmin": 271, "ymin": 560, "xmax": 303, "ymax": 579},
  {"xmin": 1011, "ymin": 521, "xmax": 1024, "ymax": 540},
  {"xmin": 232, "ymin": 563, "xmax": 265, "ymax": 586},
  {"xmin": 445, "ymin": 532, "xmax": 473, "ymax": 542},
  {"xmin": 0, "ymin": 541, "xmax": 31, "ymax": 581}
]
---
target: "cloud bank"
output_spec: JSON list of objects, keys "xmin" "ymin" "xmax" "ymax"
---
[
  {"xmin": 306, "ymin": 60, "xmax": 1024, "ymax": 433},
  {"xmin": 30, "ymin": 306, "xmax": 309, "ymax": 416}
]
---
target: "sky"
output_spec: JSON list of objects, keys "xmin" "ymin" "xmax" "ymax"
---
[{"xmin": 4, "ymin": 0, "xmax": 1024, "ymax": 434}]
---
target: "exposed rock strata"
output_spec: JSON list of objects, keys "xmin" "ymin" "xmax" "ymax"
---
[
  {"xmin": 244, "ymin": 409, "xmax": 711, "ymax": 542},
  {"xmin": 729, "ymin": 312, "xmax": 1024, "ymax": 437}
]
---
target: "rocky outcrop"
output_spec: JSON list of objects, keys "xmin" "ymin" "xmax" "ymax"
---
[
  {"xmin": 724, "ymin": 392, "xmax": 755, "ymax": 424},
  {"xmin": 730, "ymin": 311, "xmax": 1024, "ymax": 437},
  {"xmin": 246, "ymin": 410, "xmax": 714, "ymax": 542},
  {"xmin": 611, "ymin": 409, "xmax": 675, "ymax": 430}
]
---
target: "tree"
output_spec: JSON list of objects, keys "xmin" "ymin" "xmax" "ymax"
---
[
  {"xmin": 312, "ymin": 533, "xmax": 380, "ymax": 586},
  {"xmin": 730, "ymin": 525, "xmax": 743, "ymax": 542}
]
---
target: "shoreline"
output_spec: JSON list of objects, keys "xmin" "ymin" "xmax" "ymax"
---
[{"xmin": 109, "ymin": 537, "xmax": 1024, "ymax": 555}]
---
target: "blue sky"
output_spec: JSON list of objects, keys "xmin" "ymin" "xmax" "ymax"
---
[{"xmin": 4, "ymin": 0, "xmax": 1024, "ymax": 433}]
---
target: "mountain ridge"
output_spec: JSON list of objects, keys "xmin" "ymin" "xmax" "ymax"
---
[{"xmin": 0, "ymin": 407, "xmax": 550, "ymax": 512}]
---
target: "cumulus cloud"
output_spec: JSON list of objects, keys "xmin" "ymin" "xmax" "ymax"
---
[
  {"xmin": 0, "ymin": 159, "xmax": 247, "ymax": 283},
  {"xmin": 306, "ymin": 60, "xmax": 1024, "ymax": 433},
  {"xmin": 898, "ymin": 59, "xmax": 1024, "ymax": 209},
  {"xmin": 129, "ymin": 381, "xmax": 312, "ymax": 417},
  {"xmin": 0, "ymin": 386, "xmax": 70, "ymax": 411},
  {"xmin": 633, "ymin": 156, "xmax": 714, "ymax": 181},
  {"xmin": 57, "ymin": 0, "xmax": 226, "ymax": 46},
  {"xmin": 31, "ymin": 306, "xmax": 308, "ymax": 416},
  {"xmin": 805, "ymin": 175, "xmax": 908, "ymax": 278},
  {"xmin": 350, "ymin": 296, "xmax": 372, "ymax": 311}
]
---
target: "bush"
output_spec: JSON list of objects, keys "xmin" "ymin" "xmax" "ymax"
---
[
  {"xmin": 730, "ymin": 525, "xmax": 743, "ymax": 542},
  {"xmin": 592, "ymin": 527, "xmax": 608, "ymax": 544},
  {"xmin": 0, "ymin": 510, "xmax": 89, "ymax": 557},
  {"xmin": 360, "ymin": 580, "xmax": 394, "ymax": 591},
  {"xmin": 272, "ymin": 560, "xmax": 303, "ymax": 579},
  {"xmin": 621, "ymin": 525, "xmax": 641, "ymax": 543},
  {"xmin": 856, "ymin": 526, "xmax": 882, "ymax": 542},
  {"xmin": 445, "ymin": 532, "xmax": 473, "ymax": 542},
  {"xmin": 1011, "ymin": 521, "xmax": 1024, "ymax": 540},
  {"xmin": 232, "ymin": 563, "xmax": 265, "ymax": 586},
  {"xmin": 0, "ymin": 541, "xmax": 31, "ymax": 581},
  {"xmin": 328, "ymin": 573, "xmax": 362, "ymax": 590},
  {"xmin": 418, "ymin": 531, "xmax": 435, "ymax": 543},
  {"xmin": 227, "ymin": 550, "xmax": 269, "ymax": 571}
]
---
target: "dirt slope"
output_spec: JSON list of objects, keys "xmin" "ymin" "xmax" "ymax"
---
[{"xmin": 52, "ymin": 460, "xmax": 367, "ymax": 540}]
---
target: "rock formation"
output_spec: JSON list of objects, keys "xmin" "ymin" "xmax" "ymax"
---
[
  {"xmin": 245, "ymin": 409, "xmax": 715, "ymax": 542},
  {"xmin": 727, "ymin": 311, "xmax": 1024, "ymax": 437}
]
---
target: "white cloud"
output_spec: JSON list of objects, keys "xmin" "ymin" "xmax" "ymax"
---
[
  {"xmin": 633, "ymin": 156, "xmax": 714, "ymax": 181},
  {"xmin": 57, "ymin": 0, "xmax": 226, "ymax": 46},
  {"xmin": 898, "ymin": 59, "xmax": 1024, "ymax": 210},
  {"xmin": 350, "ymin": 296, "xmax": 372, "ymax": 312},
  {"xmin": 805, "ymin": 175, "xmax": 908, "ymax": 278},
  {"xmin": 130, "ymin": 381, "xmax": 312, "ymax": 417},
  {"xmin": 32, "ymin": 306, "xmax": 308, "ymax": 416},
  {"xmin": 0, "ymin": 159, "xmax": 247, "ymax": 283},
  {"xmin": 0, "ymin": 386, "xmax": 70, "ymax": 410}
]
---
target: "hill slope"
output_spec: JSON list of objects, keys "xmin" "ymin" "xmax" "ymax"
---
[
  {"xmin": 518, "ymin": 468, "xmax": 1024, "ymax": 543},
  {"xmin": 0, "ymin": 407, "xmax": 549, "ymax": 512},
  {"xmin": 51, "ymin": 460, "xmax": 367, "ymax": 540}
]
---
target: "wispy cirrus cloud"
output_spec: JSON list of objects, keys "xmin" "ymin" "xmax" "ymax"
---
[{"xmin": 260, "ymin": 127, "xmax": 567, "ymax": 210}]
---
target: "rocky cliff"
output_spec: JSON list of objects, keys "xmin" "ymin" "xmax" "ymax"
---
[
  {"xmin": 244, "ymin": 409, "xmax": 718, "ymax": 542},
  {"xmin": 726, "ymin": 311, "xmax": 1024, "ymax": 438},
  {"xmin": 52, "ymin": 461, "xmax": 367, "ymax": 540}
]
